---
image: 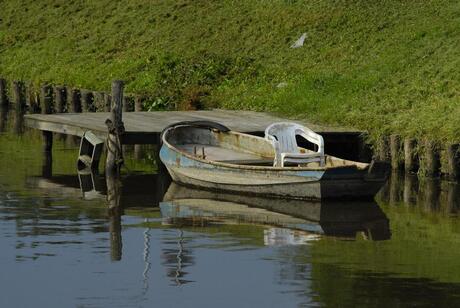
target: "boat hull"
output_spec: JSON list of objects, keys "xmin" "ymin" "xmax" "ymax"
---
[{"xmin": 159, "ymin": 144, "xmax": 386, "ymax": 200}]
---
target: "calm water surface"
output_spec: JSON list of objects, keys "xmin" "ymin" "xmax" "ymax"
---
[{"xmin": 1, "ymin": 112, "xmax": 460, "ymax": 307}]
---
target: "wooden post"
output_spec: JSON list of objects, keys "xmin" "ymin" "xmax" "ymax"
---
[
  {"xmin": 122, "ymin": 96, "xmax": 129, "ymax": 112},
  {"xmin": 0, "ymin": 78, "xmax": 8, "ymax": 108},
  {"xmin": 404, "ymin": 138, "xmax": 418, "ymax": 173},
  {"xmin": 26, "ymin": 84, "xmax": 39, "ymax": 113},
  {"xmin": 134, "ymin": 95, "xmax": 143, "ymax": 112},
  {"xmin": 12, "ymin": 81, "xmax": 26, "ymax": 134},
  {"xmin": 134, "ymin": 96, "xmax": 143, "ymax": 158},
  {"xmin": 93, "ymin": 91, "xmax": 105, "ymax": 112},
  {"xmin": 106, "ymin": 81, "xmax": 125, "ymax": 258},
  {"xmin": 41, "ymin": 85, "xmax": 54, "ymax": 114},
  {"xmin": 390, "ymin": 134, "xmax": 403, "ymax": 170},
  {"xmin": 421, "ymin": 140, "xmax": 441, "ymax": 177},
  {"xmin": 40, "ymin": 84, "xmax": 54, "ymax": 156},
  {"xmin": 12, "ymin": 81, "xmax": 26, "ymax": 114},
  {"xmin": 81, "ymin": 90, "xmax": 95, "ymax": 112},
  {"xmin": 69, "ymin": 88, "xmax": 82, "ymax": 113},
  {"xmin": 0, "ymin": 78, "xmax": 8, "ymax": 132},
  {"xmin": 105, "ymin": 80, "xmax": 125, "ymax": 177},
  {"xmin": 445, "ymin": 144, "xmax": 460, "ymax": 181},
  {"xmin": 54, "ymin": 86, "xmax": 67, "ymax": 113},
  {"xmin": 104, "ymin": 93, "xmax": 111, "ymax": 112},
  {"xmin": 376, "ymin": 135, "xmax": 390, "ymax": 161}
]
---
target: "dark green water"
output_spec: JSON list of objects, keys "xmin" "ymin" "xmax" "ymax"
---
[{"xmin": 1, "ymin": 111, "xmax": 460, "ymax": 307}]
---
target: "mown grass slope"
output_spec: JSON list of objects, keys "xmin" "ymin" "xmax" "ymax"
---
[{"xmin": 1, "ymin": 0, "xmax": 459, "ymax": 143}]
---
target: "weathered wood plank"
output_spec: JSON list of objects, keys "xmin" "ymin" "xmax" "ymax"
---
[{"xmin": 24, "ymin": 110, "xmax": 362, "ymax": 145}]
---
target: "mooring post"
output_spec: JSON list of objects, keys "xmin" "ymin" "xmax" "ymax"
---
[
  {"xmin": 26, "ymin": 84, "xmax": 39, "ymax": 114},
  {"xmin": 134, "ymin": 95, "xmax": 142, "ymax": 112},
  {"xmin": 12, "ymin": 81, "xmax": 26, "ymax": 134},
  {"xmin": 41, "ymin": 84, "xmax": 54, "ymax": 114},
  {"xmin": 376, "ymin": 135, "xmax": 390, "ymax": 162},
  {"xmin": 81, "ymin": 90, "xmax": 95, "ymax": 112},
  {"xmin": 104, "ymin": 93, "xmax": 112, "ymax": 112},
  {"xmin": 404, "ymin": 138, "xmax": 418, "ymax": 173},
  {"xmin": 54, "ymin": 86, "xmax": 67, "ymax": 113},
  {"xmin": 390, "ymin": 134, "xmax": 403, "ymax": 170},
  {"xmin": 69, "ymin": 88, "xmax": 82, "ymax": 113},
  {"xmin": 0, "ymin": 78, "xmax": 9, "ymax": 132},
  {"xmin": 105, "ymin": 81, "xmax": 125, "ymax": 245},
  {"xmin": 93, "ymin": 91, "xmax": 104, "ymax": 112},
  {"xmin": 134, "ymin": 95, "xmax": 143, "ymax": 159},
  {"xmin": 421, "ymin": 140, "xmax": 441, "ymax": 177},
  {"xmin": 446, "ymin": 144, "xmax": 460, "ymax": 181},
  {"xmin": 105, "ymin": 80, "xmax": 125, "ymax": 177},
  {"xmin": 41, "ymin": 84, "xmax": 54, "ymax": 159}
]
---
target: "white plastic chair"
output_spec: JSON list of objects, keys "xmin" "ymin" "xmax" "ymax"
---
[{"xmin": 265, "ymin": 122, "xmax": 325, "ymax": 167}]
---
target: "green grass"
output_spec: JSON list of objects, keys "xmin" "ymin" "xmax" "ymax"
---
[{"xmin": 1, "ymin": 0, "xmax": 459, "ymax": 143}]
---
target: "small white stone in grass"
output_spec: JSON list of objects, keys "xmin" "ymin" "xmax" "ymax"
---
[
  {"xmin": 290, "ymin": 32, "xmax": 307, "ymax": 48},
  {"xmin": 276, "ymin": 82, "xmax": 288, "ymax": 88}
]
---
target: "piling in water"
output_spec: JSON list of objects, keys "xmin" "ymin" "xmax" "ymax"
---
[
  {"xmin": 81, "ymin": 90, "xmax": 95, "ymax": 112},
  {"xmin": 404, "ymin": 138, "xmax": 418, "ymax": 173},
  {"xmin": 445, "ymin": 144, "xmax": 460, "ymax": 181},
  {"xmin": 54, "ymin": 86, "xmax": 67, "ymax": 113},
  {"xmin": 376, "ymin": 135, "xmax": 390, "ymax": 162},
  {"xmin": 134, "ymin": 96, "xmax": 143, "ymax": 112},
  {"xmin": 420, "ymin": 140, "xmax": 441, "ymax": 177},
  {"xmin": 390, "ymin": 135, "xmax": 403, "ymax": 170},
  {"xmin": 134, "ymin": 96, "xmax": 143, "ymax": 158},
  {"xmin": 93, "ymin": 91, "xmax": 105, "ymax": 111},
  {"xmin": 12, "ymin": 81, "xmax": 26, "ymax": 134},
  {"xmin": 41, "ymin": 85, "xmax": 54, "ymax": 115},
  {"xmin": 105, "ymin": 80, "xmax": 125, "ymax": 177},
  {"xmin": 104, "ymin": 93, "xmax": 112, "ymax": 112},
  {"xmin": 12, "ymin": 81, "xmax": 26, "ymax": 114},
  {"xmin": 26, "ymin": 84, "xmax": 40, "ymax": 114},
  {"xmin": 69, "ymin": 88, "xmax": 82, "ymax": 113}
]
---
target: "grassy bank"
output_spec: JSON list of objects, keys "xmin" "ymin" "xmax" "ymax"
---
[{"xmin": 1, "ymin": 0, "xmax": 459, "ymax": 143}]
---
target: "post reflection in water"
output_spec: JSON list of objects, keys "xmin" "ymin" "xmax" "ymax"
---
[{"xmin": 0, "ymin": 106, "xmax": 8, "ymax": 133}]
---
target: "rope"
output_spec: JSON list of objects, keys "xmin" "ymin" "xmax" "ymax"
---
[{"xmin": 105, "ymin": 119, "xmax": 125, "ymax": 172}]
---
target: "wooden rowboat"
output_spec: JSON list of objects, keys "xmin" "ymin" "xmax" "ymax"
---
[{"xmin": 159, "ymin": 121, "xmax": 389, "ymax": 200}]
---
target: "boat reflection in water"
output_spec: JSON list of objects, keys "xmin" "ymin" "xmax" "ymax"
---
[{"xmin": 160, "ymin": 183, "xmax": 391, "ymax": 244}]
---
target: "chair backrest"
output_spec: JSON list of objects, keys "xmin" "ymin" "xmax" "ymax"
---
[
  {"xmin": 265, "ymin": 122, "xmax": 300, "ymax": 153},
  {"xmin": 265, "ymin": 122, "xmax": 324, "ymax": 152}
]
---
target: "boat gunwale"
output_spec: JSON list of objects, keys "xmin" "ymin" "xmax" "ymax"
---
[{"xmin": 161, "ymin": 126, "xmax": 369, "ymax": 172}]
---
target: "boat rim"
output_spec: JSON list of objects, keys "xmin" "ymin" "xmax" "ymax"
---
[{"xmin": 161, "ymin": 125, "xmax": 368, "ymax": 172}]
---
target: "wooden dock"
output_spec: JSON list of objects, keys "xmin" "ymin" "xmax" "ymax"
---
[{"xmin": 24, "ymin": 110, "xmax": 362, "ymax": 145}]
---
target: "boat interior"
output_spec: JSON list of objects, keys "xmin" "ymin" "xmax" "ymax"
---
[{"xmin": 164, "ymin": 126, "xmax": 368, "ymax": 169}]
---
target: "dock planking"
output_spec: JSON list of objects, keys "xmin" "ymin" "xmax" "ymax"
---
[{"xmin": 24, "ymin": 110, "xmax": 362, "ymax": 145}]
